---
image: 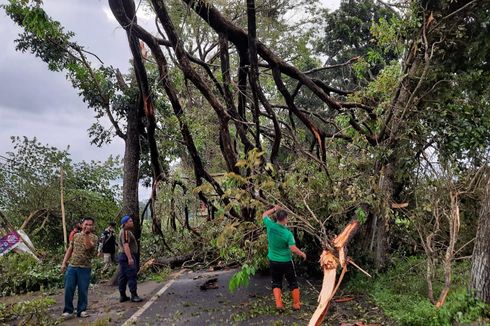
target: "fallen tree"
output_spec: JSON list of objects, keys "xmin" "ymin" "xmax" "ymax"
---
[{"xmin": 309, "ymin": 220, "xmax": 362, "ymax": 326}]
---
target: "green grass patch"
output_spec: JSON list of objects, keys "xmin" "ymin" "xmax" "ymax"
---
[
  {"xmin": 144, "ymin": 266, "xmax": 171, "ymax": 283},
  {"xmin": 346, "ymin": 257, "xmax": 489, "ymax": 325}
]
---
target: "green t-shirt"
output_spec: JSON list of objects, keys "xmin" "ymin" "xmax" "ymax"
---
[{"xmin": 263, "ymin": 216, "xmax": 295, "ymax": 262}]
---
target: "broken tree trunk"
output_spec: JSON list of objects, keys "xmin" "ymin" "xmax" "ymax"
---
[
  {"xmin": 139, "ymin": 254, "xmax": 195, "ymax": 275},
  {"xmin": 309, "ymin": 220, "xmax": 360, "ymax": 326}
]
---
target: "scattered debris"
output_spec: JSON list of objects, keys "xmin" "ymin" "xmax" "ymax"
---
[
  {"xmin": 334, "ymin": 296, "xmax": 354, "ymax": 303},
  {"xmin": 199, "ymin": 278, "xmax": 219, "ymax": 291}
]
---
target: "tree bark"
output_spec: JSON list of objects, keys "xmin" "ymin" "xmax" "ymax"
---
[
  {"xmin": 122, "ymin": 103, "xmax": 141, "ymax": 240},
  {"xmin": 470, "ymin": 175, "xmax": 490, "ymax": 304},
  {"xmin": 372, "ymin": 162, "xmax": 395, "ymax": 270},
  {"xmin": 246, "ymin": 0, "xmax": 262, "ymax": 150}
]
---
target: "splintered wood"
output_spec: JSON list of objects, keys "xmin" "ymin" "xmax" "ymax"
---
[{"xmin": 309, "ymin": 220, "xmax": 360, "ymax": 326}]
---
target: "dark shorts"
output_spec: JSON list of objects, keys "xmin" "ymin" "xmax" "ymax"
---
[{"xmin": 269, "ymin": 260, "xmax": 298, "ymax": 291}]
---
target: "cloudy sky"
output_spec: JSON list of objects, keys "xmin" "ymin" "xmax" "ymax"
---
[
  {"xmin": 0, "ymin": 0, "xmax": 339, "ymax": 197},
  {"xmin": 0, "ymin": 0, "xmax": 136, "ymax": 163}
]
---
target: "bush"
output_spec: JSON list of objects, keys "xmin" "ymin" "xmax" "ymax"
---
[
  {"xmin": 0, "ymin": 254, "xmax": 63, "ymax": 296},
  {"xmin": 0, "ymin": 297, "xmax": 57, "ymax": 325},
  {"xmin": 346, "ymin": 257, "xmax": 489, "ymax": 325}
]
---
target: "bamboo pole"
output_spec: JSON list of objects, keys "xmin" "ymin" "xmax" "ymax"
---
[{"xmin": 60, "ymin": 166, "xmax": 67, "ymax": 249}]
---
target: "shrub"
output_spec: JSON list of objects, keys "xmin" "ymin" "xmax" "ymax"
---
[
  {"xmin": 0, "ymin": 254, "xmax": 63, "ymax": 296},
  {"xmin": 346, "ymin": 257, "xmax": 489, "ymax": 325},
  {"xmin": 0, "ymin": 297, "xmax": 57, "ymax": 325}
]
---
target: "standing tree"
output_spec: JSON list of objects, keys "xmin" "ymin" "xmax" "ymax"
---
[{"xmin": 471, "ymin": 170, "xmax": 490, "ymax": 304}]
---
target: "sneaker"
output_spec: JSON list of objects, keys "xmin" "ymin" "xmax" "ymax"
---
[
  {"xmin": 79, "ymin": 311, "xmax": 89, "ymax": 318},
  {"xmin": 61, "ymin": 312, "xmax": 72, "ymax": 318},
  {"xmin": 130, "ymin": 295, "xmax": 143, "ymax": 302},
  {"xmin": 120, "ymin": 295, "xmax": 130, "ymax": 303}
]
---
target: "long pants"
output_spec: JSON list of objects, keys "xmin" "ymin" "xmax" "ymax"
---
[
  {"xmin": 118, "ymin": 253, "xmax": 139, "ymax": 294},
  {"xmin": 270, "ymin": 260, "xmax": 298, "ymax": 291},
  {"xmin": 103, "ymin": 252, "xmax": 116, "ymax": 268},
  {"xmin": 63, "ymin": 266, "xmax": 91, "ymax": 316}
]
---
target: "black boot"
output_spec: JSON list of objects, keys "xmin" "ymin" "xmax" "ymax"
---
[
  {"xmin": 130, "ymin": 291, "xmax": 143, "ymax": 302},
  {"xmin": 119, "ymin": 291, "xmax": 130, "ymax": 302}
]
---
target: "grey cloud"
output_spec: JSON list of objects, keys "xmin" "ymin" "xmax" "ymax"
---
[
  {"xmin": 0, "ymin": 104, "xmax": 125, "ymax": 162},
  {"xmin": 0, "ymin": 0, "xmax": 132, "ymax": 157}
]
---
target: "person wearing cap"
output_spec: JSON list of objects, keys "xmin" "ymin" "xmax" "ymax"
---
[
  {"xmin": 261, "ymin": 205, "xmax": 306, "ymax": 311},
  {"xmin": 61, "ymin": 217, "xmax": 98, "ymax": 318},
  {"xmin": 118, "ymin": 215, "xmax": 142, "ymax": 302},
  {"xmin": 68, "ymin": 222, "xmax": 81, "ymax": 243}
]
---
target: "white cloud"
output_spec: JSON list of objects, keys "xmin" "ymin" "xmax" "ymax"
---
[{"xmin": 103, "ymin": 6, "xmax": 118, "ymax": 23}]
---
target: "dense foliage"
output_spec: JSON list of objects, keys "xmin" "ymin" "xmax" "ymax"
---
[{"xmin": 0, "ymin": 137, "xmax": 121, "ymax": 248}]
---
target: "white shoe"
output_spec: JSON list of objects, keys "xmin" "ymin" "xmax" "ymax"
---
[
  {"xmin": 79, "ymin": 311, "xmax": 89, "ymax": 318},
  {"xmin": 61, "ymin": 312, "xmax": 72, "ymax": 318}
]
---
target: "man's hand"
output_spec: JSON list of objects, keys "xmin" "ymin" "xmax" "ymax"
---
[
  {"xmin": 128, "ymin": 257, "xmax": 134, "ymax": 266},
  {"xmin": 300, "ymin": 251, "xmax": 307, "ymax": 261},
  {"xmin": 262, "ymin": 204, "xmax": 281, "ymax": 219},
  {"xmin": 61, "ymin": 263, "xmax": 67, "ymax": 273},
  {"xmin": 290, "ymin": 245, "xmax": 307, "ymax": 261},
  {"xmin": 83, "ymin": 233, "xmax": 96, "ymax": 249}
]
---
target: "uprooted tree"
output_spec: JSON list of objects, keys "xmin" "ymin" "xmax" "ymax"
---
[
  {"xmin": 106, "ymin": 0, "xmax": 490, "ymax": 273},
  {"xmin": 107, "ymin": 0, "xmax": 490, "ymax": 314}
]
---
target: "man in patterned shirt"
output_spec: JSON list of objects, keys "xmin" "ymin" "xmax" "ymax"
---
[{"xmin": 60, "ymin": 217, "xmax": 98, "ymax": 318}]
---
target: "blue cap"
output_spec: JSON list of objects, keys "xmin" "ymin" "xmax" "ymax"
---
[{"xmin": 120, "ymin": 215, "xmax": 131, "ymax": 226}]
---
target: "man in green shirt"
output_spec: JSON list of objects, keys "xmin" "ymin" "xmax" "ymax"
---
[{"xmin": 262, "ymin": 205, "xmax": 306, "ymax": 311}]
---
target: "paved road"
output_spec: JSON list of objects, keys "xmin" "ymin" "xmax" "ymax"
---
[{"xmin": 129, "ymin": 269, "xmax": 313, "ymax": 325}]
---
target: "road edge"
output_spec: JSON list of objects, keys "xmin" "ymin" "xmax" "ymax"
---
[{"xmin": 121, "ymin": 269, "xmax": 186, "ymax": 326}]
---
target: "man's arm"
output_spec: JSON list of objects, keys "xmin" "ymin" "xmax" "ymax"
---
[
  {"xmin": 122, "ymin": 231, "xmax": 134, "ymax": 266},
  {"xmin": 290, "ymin": 245, "xmax": 307, "ymax": 261},
  {"xmin": 61, "ymin": 245, "xmax": 74, "ymax": 273},
  {"xmin": 262, "ymin": 205, "xmax": 280, "ymax": 219}
]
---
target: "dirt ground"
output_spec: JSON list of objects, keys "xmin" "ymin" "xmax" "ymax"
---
[
  {"xmin": 1, "ymin": 268, "xmax": 392, "ymax": 326},
  {"xmin": 0, "ymin": 277, "xmax": 165, "ymax": 325}
]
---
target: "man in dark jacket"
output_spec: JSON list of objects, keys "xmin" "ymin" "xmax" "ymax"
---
[{"xmin": 98, "ymin": 221, "xmax": 117, "ymax": 270}]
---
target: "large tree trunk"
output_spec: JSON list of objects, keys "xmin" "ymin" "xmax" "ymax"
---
[
  {"xmin": 122, "ymin": 103, "xmax": 141, "ymax": 240},
  {"xmin": 372, "ymin": 162, "xmax": 395, "ymax": 270},
  {"xmin": 470, "ymin": 175, "xmax": 490, "ymax": 304}
]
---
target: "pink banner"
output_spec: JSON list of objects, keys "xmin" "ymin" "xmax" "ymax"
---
[{"xmin": 0, "ymin": 231, "xmax": 21, "ymax": 256}]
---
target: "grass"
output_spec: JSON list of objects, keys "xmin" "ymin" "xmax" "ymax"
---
[
  {"xmin": 144, "ymin": 266, "xmax": 171, "ymax": 283},
  {"xmin": 345, "ymin": 256, "xmax": 489, "ymax": 326}
]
